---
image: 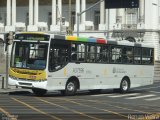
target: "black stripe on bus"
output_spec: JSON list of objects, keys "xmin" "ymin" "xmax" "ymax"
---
[
  {"xmin": 134, "ymin": 43, "xmax": 141, "ymax": 47},
  {"xmin": 54, "ymin": 35, "xmax": 65, "ymax": 40},
  {"xmin": 107, "ymin": 41, "xmax": 117, "ymax": 45}
]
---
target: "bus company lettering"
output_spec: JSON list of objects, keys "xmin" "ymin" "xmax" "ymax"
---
[
  {"xmin": 73, "ymin": 68, "xmax": 84, "ymax": 74},
  {"xmin": 113, "ymin": 67, "xmax": 127, "ymax": 74},
  {"xmin": 86, "ymin": 70, "xmax": 92, "ymax": 74},
  {"xmin": 29, "ymin": 75, "xmax": 36, "ymax": 79}
]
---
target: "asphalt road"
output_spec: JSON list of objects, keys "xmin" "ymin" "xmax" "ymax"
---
[{"xmin": 0, "ymin": 82, "xmax": 160, "ymax": 120}]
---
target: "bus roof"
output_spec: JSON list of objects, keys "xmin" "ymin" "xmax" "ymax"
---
[
  {"xmin": 15, "ymin": 32, "xmax": 154, "ymax": 48},
  {"xmin": 54, "ymin": 35, "xmax": 154, "ymax": 48}
]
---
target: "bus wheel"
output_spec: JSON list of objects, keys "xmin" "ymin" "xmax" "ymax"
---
[
  {"xmin": 120, "ymin": 78, "xmax": 130, "ymax": 93},
  {"xmin": 32, "ymin": 88, "xmax": 47, "ymax": 96},
  {"xmin": 63, "ymin": 81, "xmax": 78, "ymax": 96}
]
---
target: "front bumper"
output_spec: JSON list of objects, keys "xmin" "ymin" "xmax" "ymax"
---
[{"xmin": 8, "ymin": 77, "xmax": 47, "ymax": 89}]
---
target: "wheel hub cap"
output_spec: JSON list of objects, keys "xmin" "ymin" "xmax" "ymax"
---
[
  {"xmin": 67, "ymin": 82, "xmax": 74, "ymax": 91},
  {"xmin": 122, "ymin": 80, "xmax": 128, "ymax": 91}
]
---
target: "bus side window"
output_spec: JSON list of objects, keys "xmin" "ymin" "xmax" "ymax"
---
[
  {"xmin": 49, "ymin": 40, "xmax": 69, "ymax": 71},
  {"xmin": 86, "ymin": 44, "xmax": 95, "ymax": 62},
  {"xmin": 110, "ymin": 46, "xmax": 122, "ymax": 63},
  {"xmin": 96, "ymin": 45, "xmax": 109, "ymax": 63},
  {"xmin": 142, "ymin": 48, "xmax": 154, "ymax": 65},
  {"xmin": 150, "ymin": 49, "xmax": 154, "ymax": 64},
  {"xmin": 71, "ymin": 43, "xmax": 85, "ymax": 62},
  {"xmin": 134, "ymin": 47, "xmax": 141, "ymax": 64},
  {"xmin": 71, "ymin": 44, "xmax": 77, "ymax": 61},
  {"xmin": 122, "ymin": 47, "xmax": 133, "ymax": 64}
]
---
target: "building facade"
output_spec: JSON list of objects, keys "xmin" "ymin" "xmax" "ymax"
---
[{"xmin": 0, "ymin": 0, "xmax": 160, "ymax": 60}]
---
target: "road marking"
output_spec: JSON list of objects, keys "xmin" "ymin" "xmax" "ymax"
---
[
  {"xmin": 135, "ymin": 86, "xmax": 160, "ymax": 90},
  {"xmin": 145, "ymin": 97, "xmax": 160, "ymax": 101},
  {"xmin": 36, "ymin": 97, "xmax": 101, "ymax": 120},
  {"xmin": 67, "ymin": 98, "xmax": 160, "ymax": 114},
  {"xmin": 126, "ymin": 94, "xmax": 156, "ymax": 99},
  {"xmin": 108, "ymin": 93, "xmax": 140, "ymax": 98},
  {"xmin": 12, "ymin": 97, "xmax": 61, "ymax": 120},
  {"xmin": 67, "ymin": 98, "xmax": 152, "ymax": 115},
  {"xmin": 54, "ymin": 98, "xmax": 128, "ymax": 119},
  {"xmin": 150, "ymin": 91, "xmax": 160, "ymax": 94},
  {"xmin": 0, "ymin": 107, "xmax": 17, "ymax": 120},
  {"xmin": 90, "ymin": 94, "xmax": 115, "ymax": 96}
]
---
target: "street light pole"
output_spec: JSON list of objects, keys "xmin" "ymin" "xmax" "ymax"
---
[
  {"xmin": 77, "ymin": 13, "xmax": 80, "ymax": 37},
  {"xmin": 68, "ymin": 0, "xmax": 72, "ymax": 34},
  {"xmin": 76, "ymin": 0, "xmax": 104, "ymax": 37},
  {"xmin": 5, "ymin": 43, "xmax": 8, "ymax": 89},
  {"xmin": 56, "ymin": 5, "xmax": 62, "ymax": 34}
]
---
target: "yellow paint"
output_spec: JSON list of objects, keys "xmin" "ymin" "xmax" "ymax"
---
[
  {"xmin": 54, "ymin": 98, "xmax": 128, "ymax": 119},
  {"xmin": 103, "ymin": 68, "xmax": 108, "ymax": 76},
  {"xmin": 20, "ymin": 32, "xmax": 45, "ymax": 34},
  {"xmin": 64, "ymin": 68, "xmax": 67, "ymax": 76},
  {"xmin": 9, "ymin": 68, "xmax": 46, "ymax": 81},
  {"xmin": 12, "ymin": 98, "xmax": 61, "ymax": 120},
  {"xmin": 36, "ymin": 97, "xmax": 101, "ymax": 120},
  {"xmin": 0, "ymin": 107, "xmax": 17, "ymax": 120},
  {"xmin": 66, "ymin": 36, "xmax": 78, "ymax": 41},
  {"xmin": 139, "ymin": 69, "xmax": 144, "ymax": 76},
  {"xmin": 67, "ymin": 98, "xmax": 155, "ymax": 118}
]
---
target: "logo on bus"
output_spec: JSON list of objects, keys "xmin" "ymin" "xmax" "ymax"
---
[
  {"xmin": 29, "ymin": 75, "xmax": 36, "ymax": 80},
  {"xmin": 73, "ymin": 68, "xmax": 84, "ymax": 74},
  {"xmin": 113, "ymin": 67, "xmax": 127, "ymax": 74}
]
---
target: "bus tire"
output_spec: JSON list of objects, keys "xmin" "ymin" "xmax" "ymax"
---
[
  {"xmin": 63, "ymin": 80, "xmax": 78, "ymax": 96},
  {"xmin": 120, "ymin": 78, "xmax": 130, "ymax": 93},
  {"xmin": 32, "ymin": 88, "xmax": 47, "ymax": 96}
]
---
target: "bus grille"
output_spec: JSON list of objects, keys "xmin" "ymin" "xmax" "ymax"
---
[{"xmin": 18, "ymin": 82, "xmax": 32, "ymax": 86}]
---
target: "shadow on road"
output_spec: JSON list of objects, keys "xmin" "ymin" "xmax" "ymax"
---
[{"xmin": 8, "ymin": 88, "xmax": 150, "ymax": 98}]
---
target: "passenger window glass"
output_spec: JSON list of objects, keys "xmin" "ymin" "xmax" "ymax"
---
[
  {"xmin": 86, "ymin": 44, "xmax": 96, "ymax": 62},
  {"xmin": 134, "ymin": 47, "xmax": 141, "ymax": 64},
  {"xmin": 71, "ymin": 43, "xmax": 85, "ymax": 62},
  {"xmin": 97, "ymin": 45, "xmax": 109, "ymax": 63},
  {"xmin": 49, "ymin": 40, "xmax": 69, "ymax": 71},
  {"xmin": 142, "ymin": 48, "xmax": 154, "ymax": 65},
  {"xmin": 122, "ymin": 47, "xmax": 133, "ymax": 64},
  {"xmin": 110, "ymin": 46, "xmax": 122, "ymax": 63}
]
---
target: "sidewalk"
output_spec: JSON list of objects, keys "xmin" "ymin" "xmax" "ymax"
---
[{"xmin": 0, "ymin": 78, "xmax": 31, "ymax": 94}]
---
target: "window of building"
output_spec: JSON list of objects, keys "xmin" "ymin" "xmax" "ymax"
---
[
  {"xmin": 126, "ymin": 8, "xmax": 138, "ymax": 24},
  {"xmin": 94, "ymin": 11, "xmax": 100, "ymax": 30}
]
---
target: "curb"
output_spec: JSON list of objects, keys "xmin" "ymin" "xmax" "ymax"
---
[
  {"xmin": 0, "ymin": 88, "xmax": 32, "ymax": 95},
  {"xmin": 0, "ymin": 90, "xmax": 9, "ymax": 94}
]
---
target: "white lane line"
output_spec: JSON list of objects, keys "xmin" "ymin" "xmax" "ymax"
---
[
  {"xmin": 108, "ymin": 93, "xmax": 140, "ymax": 98},
  {"xmin": 145, "ymin": 97, "xmax": 160, "ymax": 101},
  {"xmin": 126, "ymin": 94, "xmax": 156, "ymax": 100},
  {"xmin": 149, "ymin": 91, "xmax": 160, "ymax": 94},
  {"xmin": 90, "ymin": 94, "xmax": 115, "ymax": 96},
  {"xmin": 135, "ymin": 86, "xmax": 160, "ymax": 90}
]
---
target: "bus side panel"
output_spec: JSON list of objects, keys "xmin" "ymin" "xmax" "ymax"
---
[{"xmin": 46, "ymin": 63, "xmax": 154, "ymax": 91}]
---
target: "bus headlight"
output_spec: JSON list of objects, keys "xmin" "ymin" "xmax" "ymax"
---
[{"xmin": 9, "ymin": 75, "xmax": 17, "ymax": 80}]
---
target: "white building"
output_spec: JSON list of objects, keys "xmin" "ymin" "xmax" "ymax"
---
[{"xmin": 0, "ymin": 0, "xmax": 160, "ymax": 60}]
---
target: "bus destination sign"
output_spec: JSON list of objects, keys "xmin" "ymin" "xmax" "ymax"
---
[{"xmin": 15, "ymin": 34, "xmax": 50, "ymax": 41}]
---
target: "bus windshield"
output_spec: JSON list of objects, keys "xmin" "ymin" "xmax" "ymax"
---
[{"xmin": 11, "ymin": 42, "xmax": 48, "ymax": 70}]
